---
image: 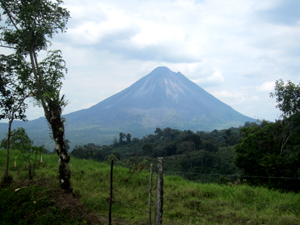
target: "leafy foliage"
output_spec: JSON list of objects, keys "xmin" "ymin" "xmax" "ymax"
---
[
  {"xmin": 235, "ymin": 120, "xmax": 300, "ymax": 192},
  {"xmin": 270, "ymin": 79, "xmax": 300, "ymax": 117},
  {"xmin": 0, "ymin": 0, "xmax": 70, "ymax": 55},
  {"xmin": 0, "ymin": 0, "xmax": 72, "ymax": 191},
  {"xmin": 7, "ymin": 127, "xmax": 45, "ymax": 179},
  {"xmin": 71, "ymin": 143, "xmax": 104, "ymax": 161},
  {"xmin": 0, "ymin": 54, "xmax": 30, "ymax": 121},
  {"xmin": 235, "ymin": 80, "xmax": 300, "ymax": 192},
  {"xmin": 0, "ymin": 53, "xmax": 31, "ymax": 182}
]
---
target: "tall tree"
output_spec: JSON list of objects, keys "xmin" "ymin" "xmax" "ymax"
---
[
  {"xmin": 119, "ymin": 132, "xmax": 125, "ymax": 144},
  {"xmin": 235, "ymin": 80, "xmax": 300, "ymax": 192},
  {"xmin": 270, "ymin": 79, "xmax": 300, "ymax": 117},
  {"xmin": 271, "ymin": 80, "xmax": 300, "ymax": 156},
  {"xmin": 126, "ymin": 133, "xmax": 131, "ymax": 143},
  {"xmin": 0, "ymin": 54, "xmax": 30, "ymax": 184},
  {"xmin": 0, "ymin": 0, "xmax": 72, "ymax": 192}
]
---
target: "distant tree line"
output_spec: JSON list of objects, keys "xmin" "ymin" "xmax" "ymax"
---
[{"xmin": 70, "ymin": 124, "xmax": 246, "ymax": 183}]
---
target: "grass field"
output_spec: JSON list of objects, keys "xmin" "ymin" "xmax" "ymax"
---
[{"xmin": 1, "ymin": 149, "xmax": 300, "ymax": 224}]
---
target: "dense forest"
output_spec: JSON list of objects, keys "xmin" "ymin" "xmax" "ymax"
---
[{"xmin": 71, "ymin": 123, "xmax": 250, "ymax": 183}]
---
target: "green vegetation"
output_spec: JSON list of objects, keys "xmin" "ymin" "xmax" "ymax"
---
[
  {"xmin": 235, "ymin": 80, "xmax": 300, "ymax": 192},
  {"xmin": 1, "ymin": 149, "xmax": 300, "ymax": 225},
  {"xmin": 71, "ymin": 125, "xmax": 244, "ymax": 184}
]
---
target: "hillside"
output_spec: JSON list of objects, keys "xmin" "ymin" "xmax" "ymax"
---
[{"xmin": 1, "ymin": 150, "xmax": 300, "ymax": 225}]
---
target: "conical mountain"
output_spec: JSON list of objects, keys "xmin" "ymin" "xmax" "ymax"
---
[
  {"xmin": 0, "ymin": 66, "xmax": 255, "ymax": 148},
  {"xmin": 65, "ymin": 66, "xmax": 254, "ymax": 131}
]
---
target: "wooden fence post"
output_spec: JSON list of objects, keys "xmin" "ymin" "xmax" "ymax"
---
[
  {"xmin": 148, "ymin": 164, "xmax": 153, "ymax": 225},
  {"xmin": 154, "ymin": 157, "xmax": 163, "ymax": 225},
  {"xmin": 109, "ymin": 159, "xmax": 114, "ymax": 225}
]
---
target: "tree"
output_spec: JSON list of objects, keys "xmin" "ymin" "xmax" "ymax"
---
[
  {"xmin": 142, "ymin": 143, "xmax": 153, "ymax": 156},
  {"xmin": 235, "ymin": 121, "xmax": 300, "ymax": 192},
  {"xmin": 71, "ymin": 143, "xmax": 104, "ymax": 161},
  {"xmin": 270, "ymin": 79, "xmax": 300, "ymax": 117},
  {"xmin": 154, "ymin": 127, "xmax": 163, "ymax": 137},
  {"xmin": 126, "ymin": 133, "xmax": 131, "ymax": 143},
  {"xmin": 182, "ymin": 132, "xmax": 202, "ymax": 150},
  {"xmin": 0, "ymin": 0, "xmax": 72, "ymax": 192},
  {"xmin": 8, "ymin": 127, "xmax": 45, "ymax": 180},
  {"xmin": 0, "ymin": 54, "xmax": 31, "ymax": 184},
  {"xmin": 177, "ymin": 141, "xmax": 195, "ymax": 154},
  {"xmin": 119, "ymin": 132, "xmax": 125, "ymax": 144},
  {"xmin": 10, "ymin": 127, "xmax": 33, "ymax": 179},
  {"xmin": 234, "ymin": 80, "xmax": 300, "ymax": 192},
  {"xmin": 271, "ymin": 80, "xmax": 300, "ymax": 157}
]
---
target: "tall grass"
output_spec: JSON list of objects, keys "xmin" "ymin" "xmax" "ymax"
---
[{"xmin": 1, "ymin": 149, "xmax": 300, "ymax": 224}]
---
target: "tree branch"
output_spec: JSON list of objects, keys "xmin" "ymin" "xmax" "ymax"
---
[
  {"xmin": 0, "ymin": 0, "xmax": 21, "ymax": 32},
  {"xmin": 0, "ymin": 44, "xmax": 17, "ymax": 50}
]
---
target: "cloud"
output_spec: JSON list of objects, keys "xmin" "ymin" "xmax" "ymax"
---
[
  {"xmin": 256, "ymin": 81, "xmax": 275, "ymax": 92},
  {"xmin": 191, "ymin": 70, "xmax": 224, "ymax": 87},
  {"xmin": 212, "ymin": 90, "xmax": 246, "ymax": 105}
]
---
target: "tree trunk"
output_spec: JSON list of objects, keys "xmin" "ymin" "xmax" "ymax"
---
[
  {"xmin": 29, "ymin": 49, "xmax": 72, "ymax": 192},
  {"xmin": 28, "ymin": 161, "xmax": 32, "ymax": 180},
  {"xmin": 45, "ymin": 103, "xmax": 71, "ymax": 192},
  {"xmin": 3, "ymin": 118, "xmax": 13, "ymax": 181}
]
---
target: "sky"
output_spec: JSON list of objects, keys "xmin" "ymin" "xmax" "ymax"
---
[{"xmin": 7, "ymin": 0, "xmax": 300, "ymax": 122}]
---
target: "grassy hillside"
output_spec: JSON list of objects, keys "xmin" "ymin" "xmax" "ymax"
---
[{"xmin": 1, "ymin": 149, "xmax": 300, "ymax": 225}]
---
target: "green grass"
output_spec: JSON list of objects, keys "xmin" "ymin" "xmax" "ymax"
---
[{"xmin": 1, "ymin": 149, "xmax": 300, "ymax": 224}]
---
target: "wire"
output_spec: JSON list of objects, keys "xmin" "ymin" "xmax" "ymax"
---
[
  {"xmin": 164, "ymin": 197, "xmax": 300, "ymax": 209},
  {"xmin": 163, "ymin": 170, "xmax": 300, "ymax": 180}
]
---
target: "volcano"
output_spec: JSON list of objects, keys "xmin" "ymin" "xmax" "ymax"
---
[
  {"xmin": 65, "ymin": 66, "xmax": 254, "ymax": 131},
  {"xmin": 0, "ymin": 66, "xmax": 255, "ymax": 147}
]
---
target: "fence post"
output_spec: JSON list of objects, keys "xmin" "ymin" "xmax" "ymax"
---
[
  {"xmin": 148, "ymin": 164, "xmax": 153, "ymax": 225},
  {"xmin": 109, "ymin": 159, "xmax": 114, "ymax": 225},
  {"xmin": 154, "ymin": 157, "xmax": 163, "ymax": 225}
]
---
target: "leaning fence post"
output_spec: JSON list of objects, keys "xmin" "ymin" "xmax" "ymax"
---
[
  {"xmin": 148, "ymin": 164, "xmax": 153, "ymax": 225},
  {"xmin": 154, "ymin": 157, "xmax": 163, "ymax": 225},
  {"xmin": 109, "ymin": 159, "xmax": 114, "ymax": 225}
]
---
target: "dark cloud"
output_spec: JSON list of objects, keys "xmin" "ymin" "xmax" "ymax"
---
[{"xmin": 258, "ymin": 0, "xmax": 300, "ymax": 26}]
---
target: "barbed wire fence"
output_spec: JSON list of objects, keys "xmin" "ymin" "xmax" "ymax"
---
[{"xmin": 109, "ymin": 157, "xmax": 300, "ymax": 225}]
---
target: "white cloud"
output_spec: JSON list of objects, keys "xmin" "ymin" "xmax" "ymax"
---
[
  {"xmin": 212, "ymin": 91, "xmax": 246, "ymax": 105},
  {"xmin": 191, "ymin": 69, "xmax": 224, "ymax": 87},
  {"xmin": 256, "ymin": 81, "xmax": 275, "ymax": 92},
  {"xmin": 250, "ymin": 96, "xmax": 260, "ymax": 101}
]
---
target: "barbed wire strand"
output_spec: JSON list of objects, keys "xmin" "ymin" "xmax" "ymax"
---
[
  {"xmin": 164, "ymin": 197, "xmax": 300, "ymax": 209},
  {"xmin": 163, "ymin": 170, "xmax": 300, "ymax": 180}
]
